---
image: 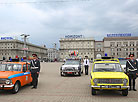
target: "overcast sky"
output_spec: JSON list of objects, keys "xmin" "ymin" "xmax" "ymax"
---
[{"xmin": 0, "ymin": 0, "xmax": 138, "ymax": 48}]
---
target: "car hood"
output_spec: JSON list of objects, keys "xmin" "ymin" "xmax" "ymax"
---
[
  {"xmin": 62, "ymin": 65, "xmax": 79, "ymax": 68},
  {"xmin": 0, "ymin": 71, "xmax": 20, "ymax": 78},
  {"xmin": 92, "ymin": 72, "xmax": 128, "ymax": 79}
]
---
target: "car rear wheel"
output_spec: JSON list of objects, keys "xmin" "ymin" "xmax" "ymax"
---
[
  {"xmin": 91, "ymin": 88, "xmax": 96, "ymax": 95},
  {"xmin": 12, "ymin": 82, "xmax": 20, "ymax": 94},
  {"xmin": 122, "ymin": 89, "xmax": 128, "ymax": 96}
]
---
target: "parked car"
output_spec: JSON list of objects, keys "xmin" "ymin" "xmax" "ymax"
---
[
  {"xmin": 90, "ymin": 57, "xmax": 129, "ymax": 96},
  {"xmin": 60, "ymin": 59, "xmax": 83, "ymax": 76},
  {"xmin": 0, "ymin": 62, "xmax": 32, "ymax": 93}
]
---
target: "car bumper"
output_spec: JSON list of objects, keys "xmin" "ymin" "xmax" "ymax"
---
[
  {"xmin": 0, "ymin": 84, "xmax": 14, "ymax": 88},
  {"xmin": 91, "ymin": 85, "xmax": 129, "ymax": 89}
]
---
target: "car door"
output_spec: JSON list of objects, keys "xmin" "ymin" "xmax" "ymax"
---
[
  {"xmin": 26, "ymin": 63, "xmax": 32, "ymax": 84},
  {"xmin": 22, "ymin": 64, "xmax": 29, "ymax": 85}
]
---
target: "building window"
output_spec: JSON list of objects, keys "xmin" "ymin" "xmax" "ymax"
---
[
  {"xmin": 97, "ymin": 44, "xmax": 101, "ymax": 47},
  {"xmin": 130, "ymin": 48, "xmax": 134, "ymax": 51},
  {"xmin": 117, "ymin": 42, "xmax": 121, "ymax": 47},
  {"xmin": 123, "ymin": 42, "xmax": 128, "ymax": 46},
  {"xmin": 110, "ymin": 42, "xmax": 115, "ymax": 47},
  {"xmin": 130, "ymin": 42, "xmax": 135, "ymax": 46}
]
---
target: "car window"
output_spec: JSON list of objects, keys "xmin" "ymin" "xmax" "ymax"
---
[
  {"xmin": 0, "ymin": 64, "xmax": 7, "ymax": 71},
  {"xmin": 13, "ymin": 64, "xmax": 22, "ymax": 71},
  {"xmin": 23, "ymin": 64, "xmax": 27, "ymax": 72},
  {"xmin": 0, "ymin": 64, "xmax": 22, "ymax": 71},
  {"xmin": 27, "ymin": 64, "xmax": 31, "ymax": 71},
  {"xmin": 119, "ymin": 60, "xmax": 127, "ymax": 65},
  {"xmin": 93, "ymin": 63, "xmax": 123, "ymax": 72},
  {"xmin": 64, "ymin": 60, "xmax": 80, "ymax": 65}
]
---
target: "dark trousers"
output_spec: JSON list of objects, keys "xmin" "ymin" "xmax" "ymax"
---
[
  {"xmin": 129, "ymin": 77, "xmax": 136, "ymax": 89},
  {"xmin": 85, "ymin": 65, "xmax": 89, "ymax": 75},
  {"xmin": 31, "ymin": 73, "xmax": 39, "ymax": 88},
  {"xmin": 128, "ymin": 73, "xmax": 136, "ymax": 89}
]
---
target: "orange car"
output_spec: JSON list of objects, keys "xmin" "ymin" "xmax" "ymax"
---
[{"xmin": 0, "ymin": 62, "xmax": 32, "ymax": 93}]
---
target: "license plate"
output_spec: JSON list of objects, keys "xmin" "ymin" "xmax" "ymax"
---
[
  {"xmin": 102, "ymin": 85, "xmax": 120, "ymax": 88},
  {"xmin": 67, "ymin": 72, "xmax": 72, "ymax": 74}
]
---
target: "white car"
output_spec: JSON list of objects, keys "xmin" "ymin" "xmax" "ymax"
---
[{"xmin": 60, "ymin": 59, "xmax": 83, "ymax": 76}]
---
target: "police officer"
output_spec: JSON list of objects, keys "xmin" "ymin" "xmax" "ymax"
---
[
  {"xmin": 126, "ymin": 54, "xmax": 138, "ymax": 91},
  {"xmin": 83, "ymin": 56, "xmax": 90, "ymax": 75},
  {"xmin": 30, "ymin": 54, "xmax": 40, "ymax": 89}
]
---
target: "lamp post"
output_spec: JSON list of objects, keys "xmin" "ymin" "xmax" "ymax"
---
[{"xmin": 20, "ymin": 34, "xmax": 30, "ymax": 57}]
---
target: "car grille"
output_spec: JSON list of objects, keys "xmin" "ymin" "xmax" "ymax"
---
[
  {"xmin": 0, "ymin": 79, "xmax": 6, "ymax": 84},
  {"xmin": 65, "ymin": 67, "xmax": 75, "ymax": 71},
  {"xmin": 98, "ymin": 79, "xmax": 123, "ymax": 84}
]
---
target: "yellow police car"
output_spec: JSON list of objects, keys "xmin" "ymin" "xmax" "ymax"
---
[{"xmin": 90, "ymin": 57, "xmax": 129, "ymax": 96}]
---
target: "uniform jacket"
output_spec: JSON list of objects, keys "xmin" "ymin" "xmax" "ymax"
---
[
  {"xmin": 126, "ymin": 59, "xmax": 138, "ymax": 74},
  {"xmin": 83, "ymin": 59, "xmax": 90, "ymax": 66},
  {"xmin": 30, "ymin": 59, "xmax": 40, "ymax": 73}
]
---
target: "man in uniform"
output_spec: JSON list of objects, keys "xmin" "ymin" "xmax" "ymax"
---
[
  {"xmin": 83, "ymin": 56, "xmax": 90, "ymax": 75},
  {"xmin": 30, "ymin": 54, "xmax": 40, "ymax": 89},
  {"xmin": 126, "ymin": 54, "xmax": 138, "ymax": 91}
]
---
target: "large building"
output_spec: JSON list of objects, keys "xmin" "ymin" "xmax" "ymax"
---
[
  {"xmin": 47, "ymin": 48, "xmax": 59, "ymax": 62},
  {"xmin": 59, "ymin": 35, "xmax": 138, "ymax": 60},
  {"xmin": 0, "ymin": 39, "xmax": 48, "ymax": 60},
  {"xmin": 59, "ymin": 35, "xmax": 95, "ymax": 61},
  {"xmin": 104, "ymin": 36, "xmax": 138, "ymax": 58}
]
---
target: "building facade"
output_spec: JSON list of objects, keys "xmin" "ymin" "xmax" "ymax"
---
[
  {"xmin": 0, "ymin": 39, "xmax": 48, "ymax": 60},
  {"xmin": 94, "ymin": 41, "xmax": 104, "ymax": 59},
  {"xmin": 59, "ymin": 37, "xmax": 95, "ymax": 61},
  {"xmin": 47, "ymin": 48, "xmax": 59, "ymax": 62},
  {"xmin": 59, "ymin": 35, "xmax": 138, "ymax": 60},
  {"xmin": 104, "ymin": 37, "xmax": 138, "ymax": 58}
]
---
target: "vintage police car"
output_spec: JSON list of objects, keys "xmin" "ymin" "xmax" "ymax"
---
[
  {"xmin": 60, "ymin": 59, "xmax": 83, "ymax": 76},
  {"xmin": 90, "ymin": 57, "xmax": 129, "ymax": 96},
  {"xmin": 0, "ymin": 62, "xmax": 32, "ymax": 93}
]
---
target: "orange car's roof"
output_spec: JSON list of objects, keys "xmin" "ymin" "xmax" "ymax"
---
[{"xmin": 3, "ymin": 62, "xmax": 28, "ymax": 65}]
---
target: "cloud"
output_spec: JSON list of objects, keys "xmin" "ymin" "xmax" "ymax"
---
[{"xmin": 0, "ymin": 0, "xmax": 138, "ymax": 47}]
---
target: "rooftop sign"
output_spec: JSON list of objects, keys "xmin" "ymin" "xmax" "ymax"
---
[
  {"xmin": 107, "ymin": 33, "xmax": 131, "ymax": 37},
  {"xmin": 1, "ymin": 37, "xmax": 13, "ymax": 40},
  {"xmin": 65, "ymin": 35, "xmax": 83, "ymax": 39}
]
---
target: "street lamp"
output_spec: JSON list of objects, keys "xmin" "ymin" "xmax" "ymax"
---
[{"xmin": 20, "ymin": 34, "xmax": 30, "ymax": 57}]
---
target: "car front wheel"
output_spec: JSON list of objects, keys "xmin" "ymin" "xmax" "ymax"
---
[
  {"xmin": 12, "ymin": 82, "xmax": 20, "ymax": 94},
  {"xmin": 91, "ymin": 88, "xmax": 96, "ymax": 95},
  {"xmin": 122, "ymin": 89, "xmax": 128, "ymax": 96}
]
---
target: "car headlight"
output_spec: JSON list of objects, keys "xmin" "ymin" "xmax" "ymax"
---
[
  {"xmin": 5, "ymin": 79, "xmax": 12, "ymax": 85},
  {"xmin": 62, "ymin": 67, "xmax": 65, "ymax": 70},
  {"xmin": 93, "ymin": 79, "xmax": 98, "ymax": 83},
  {"xmin": 123, "ymin": 79, "xmax": 128, "ymax": 85}
]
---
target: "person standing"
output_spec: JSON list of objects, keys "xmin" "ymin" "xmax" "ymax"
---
[
  {"xmin": 126, "ymin": 54, "xmax": 138, "ymax": 91},
  {"xmin": 83, "ymin": 56, "xmax": 90, "ymax": 75},
  {"xmin": 30, "ymin": 54, "xmax": 40, "ymax": 89}
]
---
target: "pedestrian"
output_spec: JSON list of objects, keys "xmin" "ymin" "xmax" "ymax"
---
[
  {"xmin": 83, "ymin": 56, "xmax": 90, "ymax": 75},
  {"xmin": 30, "ymin": 54, "xmax": 40, "ymax": 89},
  {"xmin": 126, "ymin": 54, "xmax": 138, "ymax": 91}
]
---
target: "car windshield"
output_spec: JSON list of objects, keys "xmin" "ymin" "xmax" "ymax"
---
[
  {"xmin": 119, "ymin": 60, "xmax": 127, "ymax": 65},
  {"xmin": 93, "ymin": 63, "xmax": 123, "ymax": 72},
  {"xmin": 64, "ymin": 60, "xmax": 80, "ymax": 65},
  {"xmin": 0, "ymin": 64, "xmax": 22, "ymax": 71}
]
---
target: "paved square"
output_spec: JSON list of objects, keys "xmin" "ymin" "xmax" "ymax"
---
[{"xmin": 0, "ymin": 62, "xmax": 138, "ymax": 102}]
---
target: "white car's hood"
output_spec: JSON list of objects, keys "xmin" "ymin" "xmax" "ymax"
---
[
  {"xmin": 121, "ymin": 65, "xmax": 126, "ymax": 69},
  {"xmin": 62, "ymin": 65, "xmax": 79, "ymax": 68}
]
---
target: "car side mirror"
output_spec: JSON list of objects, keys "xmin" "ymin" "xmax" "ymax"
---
[{"xmin": 62, "ymin": 63, "xmax": 64, "ymax": 65}]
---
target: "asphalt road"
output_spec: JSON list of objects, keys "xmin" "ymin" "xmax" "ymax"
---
[{"xmin": 0, "ymin": 62, "xmax": 138, "ymax": 102}]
